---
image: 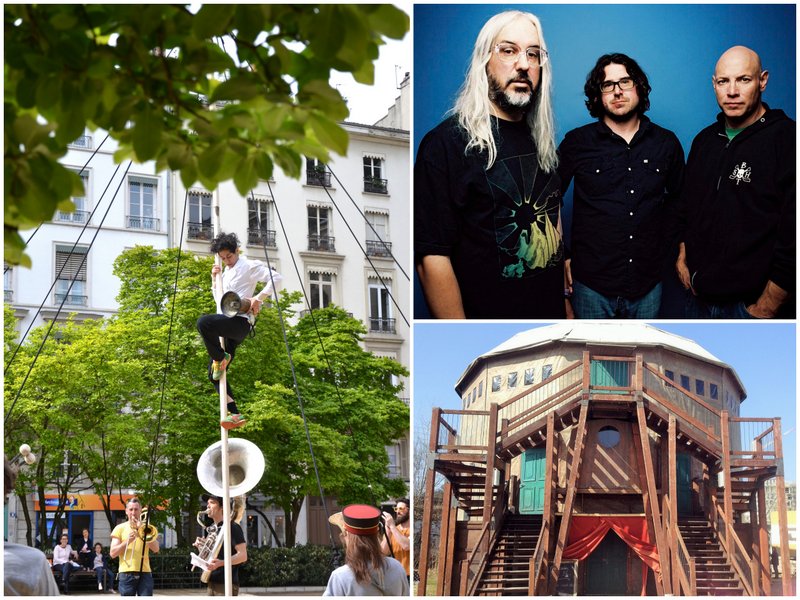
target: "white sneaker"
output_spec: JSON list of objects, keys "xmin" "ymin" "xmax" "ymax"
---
[{"xmin": 98, "ymin": 583, "xmax": 103, "ymax": 591}]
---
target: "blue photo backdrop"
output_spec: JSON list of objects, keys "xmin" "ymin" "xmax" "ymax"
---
[{"xmin": 413, "ymin": 3, "xmax": 796, "ymax": 318}]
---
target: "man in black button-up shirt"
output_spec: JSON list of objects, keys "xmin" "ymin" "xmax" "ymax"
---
[{"xmin": 559, "ymin": 53, "xmax": 684, "ymax": 318}]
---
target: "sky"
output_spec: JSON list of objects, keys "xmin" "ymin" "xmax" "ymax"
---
[{"xmin": 413, "ymin": 322, "xmax": 797, "ymax": 482}]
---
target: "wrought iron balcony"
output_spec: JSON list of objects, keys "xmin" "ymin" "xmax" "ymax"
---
[
  {"xmin": 55, "ymin": 210, "xmax": 89, "ymax": 224},
  {"xmin": 55, "ymin": 293, "xmax": 88, "ymax": 306},
  {"xmin": 366, "ymin": 240, "xmax": 392, "ymax": 257},
  {"xmin": 188, "ymin": 221, "xmax": 213, "ymax": 241},
  {"xmin": 308, "ymin": 235, "xmax": 335, "ymax": 252},
  {"xmin": 69, "ymin": 134, "xmax": 92, "ymax": 149},
  {"xmin": 364, "ymin": 177, "xmax": 388, "ymax": 194},
  {"xmin": 127, "ymin": 216, "xmax": 160, "ymax": 231},
  {"xmin": 369, "ymin": 317, "xmax": 396, "ymax": 334},
  {"xmin": 306, "ymin": 169, "xmax": 331, "ymax": 187},
  {"xmin": 247, "ymin": 228, "xmax": 277, "ymax": 247}
]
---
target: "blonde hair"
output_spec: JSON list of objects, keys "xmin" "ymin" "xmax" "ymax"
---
[
  {"xmin": 451, "ymin": 10, "xmax": 558, "ymax": 172},
  {"xmin": 343, "ymin": 531, "xmax": 385, "ymax": 585}
]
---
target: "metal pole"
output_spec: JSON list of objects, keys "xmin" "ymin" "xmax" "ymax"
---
[{"xmin": 213, "ymin": 194, "xmax": 233, "ymax": 596}]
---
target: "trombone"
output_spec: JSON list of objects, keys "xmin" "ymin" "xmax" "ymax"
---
[{"xmin": 122, "ymin": 509, "xmax": 159, "ymax": 565}]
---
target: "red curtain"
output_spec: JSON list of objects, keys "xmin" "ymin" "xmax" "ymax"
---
[{"xmin": 562, "ymin": 516, "xmax": 660, "ymax": 595}]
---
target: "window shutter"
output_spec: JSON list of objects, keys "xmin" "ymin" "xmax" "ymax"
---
[{"xmin": 55, "ymin": 247, "xmax": 88, "ymax": 281}]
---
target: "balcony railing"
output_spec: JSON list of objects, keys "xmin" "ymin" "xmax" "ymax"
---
[
  {"xmin": 188, "ymin": 222, "xmax": 213, "ymax": 241},
  {"xmin": 55, "ymin": 293, "xmax": 88, "ymax": 306},
  {"xmin": 366, "ymin": 239, "xmax": 392, "ymax": 257},
  {"xmin": 127, "ymin": 215, "xmax": 160, "ymax": 231},
  {"xmin": 55, "ymin": 210, "xmax": 89, "ymax": 224},
  {"xmin": 364, "ymin": 177, "xmax": 388, "ymax": 194},
  {"xmin": 4, "ymin": 290, "xmax": 13, "ymax": 302},
  {"xmin": 307, "ymin": 235, "xmax": 335, "ymax": 252},
  {"xmin": 306, "ymin": 170, "xmax": 331, "ymax": 187},
  {"xmin": 69, "ymin": 135, "xmax": 92, "ymax": 149},
  {"xmin": 369, "ymin": 317, "xmax": 396, "ymax": 334},
  {"xmin": 247, "ymin": 228, "xmax": 277, "ymax": 247}
]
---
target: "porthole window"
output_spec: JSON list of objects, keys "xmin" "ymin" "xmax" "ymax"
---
[{"xmin": 598, "ymin": 425, "xmax": 621, "ymax": 448}]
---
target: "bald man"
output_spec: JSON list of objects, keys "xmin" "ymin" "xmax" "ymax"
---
[{"xmin": 676, "ymin": 46, "xmax": 795, "ymax": 318}]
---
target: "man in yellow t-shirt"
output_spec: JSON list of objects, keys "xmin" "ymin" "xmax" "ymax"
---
[
  {"xmin": 381, "ymin": 498, "xmax": 411, "ymax": 578},
  {"xmin": 110, "ymin": 497, "xmax": 160, "ymax": 596}
]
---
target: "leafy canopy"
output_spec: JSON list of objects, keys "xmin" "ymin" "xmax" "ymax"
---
[{"xmin": 4, "ymin": 4, "xmax": 409, "ymax": 266}]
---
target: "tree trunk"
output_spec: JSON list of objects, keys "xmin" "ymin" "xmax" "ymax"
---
[{"xmin": 246, "ymin": 502, "xmax": 282, "ymax": 547}]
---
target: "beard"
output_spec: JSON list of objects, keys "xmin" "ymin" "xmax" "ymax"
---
[
  {"xmin": 488, "ymin": 72, "xmax": 535, "ymax": 116},
  {"xmin": 395, "ymin": 511, "xmax": 410, "ymax": 526}
]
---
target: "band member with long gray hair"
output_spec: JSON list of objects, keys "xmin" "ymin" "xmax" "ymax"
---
[
  {"xmin": 110, "ymin": 497, "xmax": 159, "ymax": 596},
  {"xmin": 324, "ymin": 505, "xmax": 409, "ymax": 596},
  {"xmin": 196, "ymin": 231, "xmax": 283, "ymax": 429},
  {"xmin": 415, "ymin": 10, "xmax": 568, "ymax": 319}
]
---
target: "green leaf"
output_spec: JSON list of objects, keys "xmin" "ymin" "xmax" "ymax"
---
[
  {"xmin": 132, "ymin": 107, "xmax": 162, "ymax": 162},
  {"xmin": 307, "ymin": 113, "xmax": 348, "ymax": 156},
  {"xmin": 366, "ymin": 4, "xmax": 410, "ymax": 40},
  {"xmin": 192, "ymin": 4, "xmax": 236, "ymax": 38},
  {"xmin": 210, "ymin": 77, "xmax": 262, "ymax": 103},
  {"xmin": 233, "ymin": 155, "xmax": 258, "ymax": 196},
  {"xmin": 180, "ymin": 157, "xmax": 198, "ymax": 189},
  {"xmin": 198, "ymin": 142, "xmax": 225, "ymax": 179}
]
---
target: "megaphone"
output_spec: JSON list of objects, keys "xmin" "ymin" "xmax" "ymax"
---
[{"xmin": 220, "ymin": 291, "xmax": 251, "ymax": 318}]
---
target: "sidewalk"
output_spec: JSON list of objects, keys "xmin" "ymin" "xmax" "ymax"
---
[{"xmin": 153, "ymin": 587, "xmax": 324, "ymax": 596}]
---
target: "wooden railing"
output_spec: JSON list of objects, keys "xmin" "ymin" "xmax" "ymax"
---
[
  {"xmin": 528, "ymin": 518, "xmax": 548, "ymax": 595},
  {"xmin": 711, "ymin": 500, "xmax": 755, "ymax": 596},
  {"xmin": 671, "ymin": 520, "xmax": 697, "ymax": 595},
  {"xmin": 459, "ymin": 480, "xmax": 509, "ymax": 596},
  {"xmin": 433, "ymin": 409, "xmax": 491, "ymax": 457}
]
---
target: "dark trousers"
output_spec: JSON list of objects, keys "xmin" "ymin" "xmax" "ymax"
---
[
  {"xmin": 55, "ymin": 562, "xmax": 75, "ymax": 592},
  {"xmin": 196, "ymin": 314, "xmax": 251, "ymax": 403}
]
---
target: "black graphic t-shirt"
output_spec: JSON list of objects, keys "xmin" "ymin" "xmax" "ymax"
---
[{"xmin": 415, "ymin": 115, "xmax": 565, "ymax": 318}]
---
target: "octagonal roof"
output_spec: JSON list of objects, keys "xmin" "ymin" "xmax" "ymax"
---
[{"xmin": 456, "ymin": 322, "xmax": 745, "ymax": 395}]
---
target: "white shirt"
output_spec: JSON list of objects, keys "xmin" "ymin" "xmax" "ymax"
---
[
  {"xmin": 212, "ymin": 256, "xmax": 283, "ymax": 314},
  {"xmin": 4, "ymin": 542, "xmax": 60, "ymax": 595},
  {"xmin": 52, "ymin": 543, "xmax": 73, "ymax": 565}
]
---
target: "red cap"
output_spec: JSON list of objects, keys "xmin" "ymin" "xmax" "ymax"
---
[{"xmin": 341, "ymin": 504, "xmax": 381, "ymax": 536}]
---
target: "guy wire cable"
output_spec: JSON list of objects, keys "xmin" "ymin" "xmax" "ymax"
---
[
  {"xmin": 317, "ymin": 169, "xmax": 409, "ymax": 328},
  {"xmin": 327, "ymin": 166, "xmax": 410, "ymax": 282},
  {"xmin": 5, "ymin": 161, "xmax": 133, "ymax": 425},
  {"xmin": 135, "ymin": 187, "xmax": 192, "ymax": 581},
  {"xmin": 249, "ymin": 186, "xmax": 339, "ymax": 551},
  {"xmin": 4, "ymin": 133, "xmax": 110, "ymax": 275},
  {"xmin": 265, "ymin": 183, "xmax": 386, "ymax": 511},
  {"xmin": 4, "ymin": 142, "xmax": 120, "ymax": 374}
]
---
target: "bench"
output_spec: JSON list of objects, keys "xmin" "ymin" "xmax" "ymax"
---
[{"xmin": 50, "ymin": 564, "xmax": 113, "ymax": 594}]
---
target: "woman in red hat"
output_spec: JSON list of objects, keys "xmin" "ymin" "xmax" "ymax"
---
[{"xmin": 324, "ymin": 504, "xmax": 409, "ymax": 596}]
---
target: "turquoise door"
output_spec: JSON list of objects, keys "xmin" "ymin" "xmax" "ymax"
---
[
  {"xmin": 677, "ymin": 453, "xmax": 692, "ymax": 515},
  {"xmin": 520, "ymin": 447, "xmax": 545, "ymax": 514},
  {"xmin": 590, "ymin": 360, "xmax": 630, "ymax": 393}
]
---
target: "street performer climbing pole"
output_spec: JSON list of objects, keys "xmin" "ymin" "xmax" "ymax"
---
[{"xmin": 196, "ymin": 232, "xmax": 282, "ymax": 429}]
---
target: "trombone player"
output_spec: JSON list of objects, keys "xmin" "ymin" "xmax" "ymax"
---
[
  {"xmin": 193, "ymin": 493, "xmax": 248, "ymax": 596},
  {"xmin": 110, "ymin": 497, "xmax": 160, "ymax": 596}
]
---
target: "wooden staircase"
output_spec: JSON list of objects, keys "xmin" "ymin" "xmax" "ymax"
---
[
  {"xmin": 678, "ymin": 517, "xmax": 744, "ymax": 596},
  {"xmin": 475, "ymin": 514, "xmax": 542, "ymax": 596}
]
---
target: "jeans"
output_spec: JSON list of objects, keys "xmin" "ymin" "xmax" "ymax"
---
[
  {"xmin": 95, "ymin": 566, "xmax": 111, "ymax": 590},
  {"xmin": 571, "ymin": 280, "xmax": 662, "ymax": 319},
  {"xmin": 684, "ymin": 293, "xmax": 756, "ymax": 319},
  {"xmin": 56, "ymin": 562, "xmax": 75, "ymax": 592},
  {"xmin": 118, "ymin": 572, "xmax": 153, "ymax": 596},
  {"xmin": 208, "ymin": 582, "xmax": 240, "ymax": 596}
]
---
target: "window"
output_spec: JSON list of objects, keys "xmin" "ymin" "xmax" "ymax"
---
[
  {"xmin": 69, "ymin": 133, "xmax": 93, "ymax": 149},
  {"xmin": 54, "ymin": 245, "xmax": 88, "ymax": 306},
  {"xmin": 368, "ymin": 282, "xmax": 394, "ymax": 333},
  {"xmin": 188, "ymin": 191, "xmax": 212, "ymax": 240},
  {"xmin": 363, "ymin": 155, "xmax": 387, "ymax": 194},
  {"xmin": 56, "ymin": 172, "xmax": 89, "ymax": 224},
  {"xmin": 309, "ymin": 271, "xmax": 333, "ymax": 309},
  {"xmin": 306, "ymin": 157, "xmax": 330, "ymax": 187},
  {"xmin": 4, "ymin": 263, "xmax": 13, "ymax": 302},
  {"xmin": 508, "ymin": 372, "xmax": 517, "ymax": 388},
  {"xmin": 598, "ymin": 425, "xmax": 621, "ymax": 448},
  {"xmin": 478, "ymin": 381, "xmax": 483, "ymax": 398},
  {"xmin": 680, "ymin": 375, "xmax": 690, "ymax": 390},
  {"xmin": 248, "ymin": 197, "xmax": 275, "ymax": 247},
  {"xmin": 665, "ymin": 369, "xmax": 675, "ymax": 388},
  {"xmin": 308, "ymin": 206, "xmax": 334, "ymax": 251},
  {"xmin": 710, "ymin": 383, "xmax": 719, "ymax": 400},
  {"xmin": 524, "ymin": 367, "xmax": 535, "ymax": 386},
  {"xmin": 471, "ymin": 388, "xmax": 477, "ymax": 405},
  {"xmin": 491, "ymin": 375, "xmax": 502, "ymax": 392},
  {"xmin": 695, "ymin": 379, "xmax": 705, "ymax": 396},
  {"xmin": 542, "ymin": 364, "xmax": 553, "ymax": 380},
  {"xmin": 365, "ymin": 211, "xmax": 391, "ymax": 256},
  {"xmin": 128, "ymin": 178, "xmax": 158, "ymax": 230}
]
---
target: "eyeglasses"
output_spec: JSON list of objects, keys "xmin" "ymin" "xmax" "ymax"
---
[
  {"xmin": 493, "ymin": 43, "xmax": 549, "ymax": 66},
  {"xmin": 395, "ymin": 505, "xmax": 408, "ymax": 510},
  {"xmin": 600, "ymin": 77, "xmax": 635, "ymax": 94}
]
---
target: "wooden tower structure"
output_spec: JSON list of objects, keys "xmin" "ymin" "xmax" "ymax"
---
[{"xmin": 417, "ymin": 323, "xmax": 792, "ymax": 596}]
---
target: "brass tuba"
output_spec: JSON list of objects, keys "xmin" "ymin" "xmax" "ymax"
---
[{"xmin": 191, "ymin": 439, "xmax": 264, "ymax": 582}]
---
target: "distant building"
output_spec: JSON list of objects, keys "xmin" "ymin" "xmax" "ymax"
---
[{"xmin": 418, "ymin": 323, "xmax": 792, "ymax": 596}]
